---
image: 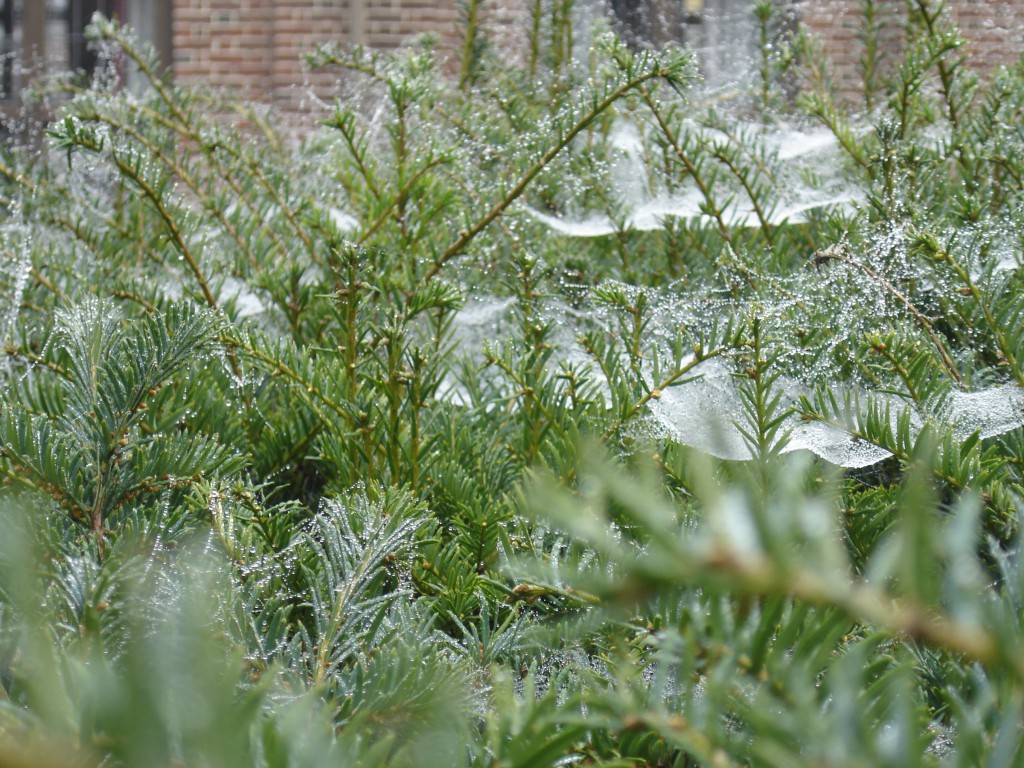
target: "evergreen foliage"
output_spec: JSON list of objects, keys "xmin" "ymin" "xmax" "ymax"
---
[{"xmin": 0, "ymin": 1, "xmax": 1023, "ymax": 764}]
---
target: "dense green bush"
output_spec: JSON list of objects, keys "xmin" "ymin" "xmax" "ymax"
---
[{"xmin": 2, "ymin": 1, "xmax": 1024, "ymax": 765}]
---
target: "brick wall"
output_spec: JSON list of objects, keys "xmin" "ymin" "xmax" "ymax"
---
[
  {"xmin": 172, "ymin": 0, "xmax": 274, "ymax": 98},
  {"xmin": 953, "ymin": 0, "xmax": 1024, "ymax": 73},
  {"xmin": 170, "ymin": 0, "xmax": 527, "ymax": 114},
  {"xmin": 797, "ymin": 0, "xmax": 1024, "ymax": 104},
  {"xmin": 166, "ymin": 1, "xmax": 1024, "ymax": 115},
  {"xmin": 268, "ymin": 0, "xmax": 354, "ymax": 113}
]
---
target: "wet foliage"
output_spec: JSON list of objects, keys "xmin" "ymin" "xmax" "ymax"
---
[{"xmin": 1, "ymin": 1, "xmax": 1024, "ymax": 765}]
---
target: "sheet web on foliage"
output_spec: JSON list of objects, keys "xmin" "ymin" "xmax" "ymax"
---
[
  {"xmin": 443, "ymin": 276, "xmax": 1024, "ymax": 469},
  {"xmin": 523, "ymin": 122, "xmax": 861, "ymax": 235},
  {"xmin": 436, "ymin": 118, "xmax": 1024, "ymax": 469}
]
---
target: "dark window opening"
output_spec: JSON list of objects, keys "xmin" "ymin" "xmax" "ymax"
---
[
  {"xmin": 70, "ymin": 0, "xmax": 116, "ymax": 75},
  {"xmin": 609, "ymin": 1, "xmax": 786, "ymax": 93},
  {"xmin": 609, "ymin": 0, "xmax": 707, "ymax": 51},
  {"xmin": 1, "ymin": 0, "xmax": 13, "ymax": 97}
]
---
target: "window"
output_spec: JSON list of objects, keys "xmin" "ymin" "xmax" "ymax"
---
[
  {"xmin": 1, "ymin": 0, "xmax": 118, "ymax": 100},
  {"xmin": 1, "ymin": 0, "xmax": 13, "ymax": 96},
  {"xmin": 69, "ymin": 0, "xmax": 118, "ymax": 75}
]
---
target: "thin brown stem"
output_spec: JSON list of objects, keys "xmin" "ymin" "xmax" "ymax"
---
[
  {"xmin": 813, "ymin": 246, "xmax": 964, "ymax": 386},
  {"xmin": 422, "ymin": 65, "xmax": 678, "ymax": 287}
]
